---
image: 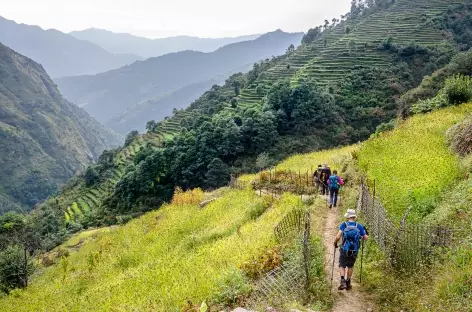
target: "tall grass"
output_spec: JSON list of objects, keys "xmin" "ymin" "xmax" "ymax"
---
[
  {"xmin": 276, "ymin": 145, "xmax": 358, "ymax": 173},
  {"xmin": 358, "ymin": 104, "xmax": 472, "ymax": 221},
  {"xmin": 0, "ymin": 190, "xmax": 304, "ymax": 311}
]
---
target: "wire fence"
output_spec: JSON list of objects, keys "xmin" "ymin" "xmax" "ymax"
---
[
  {"xmin": 229, "ymin": 169, "xmax": 339, "ymax": 208},
  {"xmin": 358, "ymin": 179, "xmax": 457, "ymax": 271},
  {"xmin": 230, "ymin": 168, "xmax": 324, "ymax": 195},
  {"xmin": 246, "ymin": 209, "xmax": 312, "ymax": 308},
  {"xmin": 232, "ymin": 171, "xmax": 459, "ymax": 273}
]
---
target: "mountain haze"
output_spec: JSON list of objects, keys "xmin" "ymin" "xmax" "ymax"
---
[
  {"xmin": 108, "ymin": 79, "xmax": 220, "ymax": 134},
  {"xmin": 0, "ymin": 16, "xmax": 142, "ymax": 78},
  {"xmin": 55, "ymin": 30, "xmax": 304, "ymax": 131},
  {"xmin": 0, "ymin": 43, "xmax": 121, "ymax": 213},
  {"xmin": 70, "ymin": 28, "xmax": 261, "ymax": 58}
]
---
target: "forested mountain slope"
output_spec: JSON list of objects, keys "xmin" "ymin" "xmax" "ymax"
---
[
  {"xmin": 70, "ymin": 28, "xmax": 261, "ymax": 58},
  {"xmin": 55, "ymin": 30, "xmax": 304, "ymax": 128},
  {"xmin": 0, "ymin": 16, "xmax": 142, "ymax": 78},
  {"xmin": 19, "ymin": 0, "xmax": 472, "ymax": 251},
  {"xmin": 0, "ymin": 43, "xmax": 121, "ymax": 214}
]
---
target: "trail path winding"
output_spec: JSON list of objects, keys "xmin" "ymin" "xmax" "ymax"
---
[{"xmin": 322, "ymin": 197, "xmax": 375, "ymax": 312}]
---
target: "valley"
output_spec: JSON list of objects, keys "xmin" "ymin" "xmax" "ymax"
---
[{"xmin": 0, "ymin": 0, "xmax": 472, "ymax": 310}]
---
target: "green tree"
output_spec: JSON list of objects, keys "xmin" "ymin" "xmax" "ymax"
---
[
  {"xmin": 230, "ymin": 98, "xmax": 238, "ymax": 108},
  {"xmin": 348, "ymin": 39, "xmax": 357, "ymax": 54},
  {"xmin": 256, "ymin": 152, "xmax": 270, "ymax": 170},
  {"xmin": 255, "ymin": 85, "xmax": 265, "ymax": 96},
  {"xmin": 286, "ymin": 44, "xmax": 295, "ymax": 54},
  {"xmin": 84, "ymin": 166, "xmax": 100, "ymax": 187},
  {"xmin": 0, "ymin": 245, "xmax": 35, "ymax": 293},
  {"xmin": 146, "ymin": 120, "xmax": 157, "ymax": 132},
  {"xmin": 124, "ymin": 130, "xmax": 139, "ymax": 147},
  {"xmin": 323, "ymin": 19, "xmax": 329, "ymax": 30},
  {"xmin": 205, "ymin": 158, "xmax": 230, "ymax": 189}
]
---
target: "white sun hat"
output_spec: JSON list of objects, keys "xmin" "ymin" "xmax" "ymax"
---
[{"xmin": 344, "ymin": 209, "xmax": 357, "ymax": 219}]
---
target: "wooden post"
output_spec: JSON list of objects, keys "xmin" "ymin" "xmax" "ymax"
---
[
  {"xmin": 303, "ymin": 211, "xmax": 311, "ymax": 295},
  {"xmin": 373, "ymin": 179, "xmax": 377, "ymax": 238}
]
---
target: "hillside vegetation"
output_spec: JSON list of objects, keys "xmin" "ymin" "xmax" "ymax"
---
[
  {"xmin": 55, "ymin": 30, "xmax": 304, "ymax": 128},
  {"xmin": 0, "ymin": 190, "xmax": 329, "ymax": 311},
  {"xmin": 3, "ymin": 99, "xmax": 471, "ymax": 310},
  {"xmin": 25, "ymin": 0, "xmax": 472, "ymax": 249},
  {"xmin": 353, "ymin": 104, "xmax": 472, "ymax": 311},
  {"xmin": 358, "ymin": 104, "xmax": 471, "ymax": 221},
  {"xmin": 243, "ymin": 102, "xmax": 472, "ymax": 311},
  {"xmin": 0, "ymin": 43, "xmax": 121, "ymax": 213},
  {"xmin": 0, "ymin": 16, "xmax": 141, "ymax": 78}
]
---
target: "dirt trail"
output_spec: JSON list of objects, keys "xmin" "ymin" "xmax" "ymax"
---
[{"xmin": 322, "ymin": 196, "xmax": 375, "ymax": 312}]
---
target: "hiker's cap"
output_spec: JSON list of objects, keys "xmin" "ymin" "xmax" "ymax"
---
[{"xmin": 344, "ymin": 209, "xmax": 357, "ymax": 219}]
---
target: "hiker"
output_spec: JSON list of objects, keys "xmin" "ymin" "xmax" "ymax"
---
[
  {"xmin": 321, "ymin": 163, "xmax": 331, "ymax": 195},
  {"xmin": 333, "ymin": 209, "xmax": 368, "ymax": 290},
  {"xmin": 328, "ymin": 170, "xmax": 343, "ymax": 208},
  {"xmin": 313, "ymin": 165, "xmax": 323, "ymax": 193}
]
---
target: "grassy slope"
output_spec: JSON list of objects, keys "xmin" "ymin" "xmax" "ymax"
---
[
  {"xmin": 247, "ymin": 103, "xmax": 472, "ymax": 310},
  {"xmin": 355, "ymin": 104, "xmax": 472, "ymax": 311},
  {"xmin": 1, "ymin": 190, "xmax": 310, "ymax": 311},
  {"xmin": 2, "ymin": 104, "xmax": 471, "ymax": 310},
  {"xmin": 358, "ymin": 104, "xmax": 472, "ymax": 221}
]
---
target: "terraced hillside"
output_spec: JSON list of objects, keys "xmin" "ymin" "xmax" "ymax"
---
[
  {"xmin": 46, "ymin": 0, "xmax": 471, "ymax": 226},
  {"xmin": 52, "ymin": 111, "xmax": 191, "ymax": 222},
  {"xmin": 240, "ymin": 0, "xmax": 466, "ymax": 106}
]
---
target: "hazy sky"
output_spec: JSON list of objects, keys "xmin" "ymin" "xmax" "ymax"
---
[{"xmin": 0, "ymin": 0, "xmax": 351, "ymax": 38}]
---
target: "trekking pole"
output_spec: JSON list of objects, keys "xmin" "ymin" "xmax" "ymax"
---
[
  {"xmin": 330, "ymin": 246, "xmax": 337, "ymax": 291},
  {"xmin": 359, "ymin": 240, "xmax": 365, "ymax": 284}
]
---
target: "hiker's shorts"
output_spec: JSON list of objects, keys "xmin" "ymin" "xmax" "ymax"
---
[{"xmin": 339, "ymin": 250, "xmax": 358, "ymax": 268}]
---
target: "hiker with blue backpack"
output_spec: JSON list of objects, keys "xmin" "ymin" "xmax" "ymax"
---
[
  {"xmin": 328, "ymin": 170, "xmax": 344, "ymax": 208},
  {"xmin": 333, "ymin": 209, "xmax": 368, "ymax": 290}
]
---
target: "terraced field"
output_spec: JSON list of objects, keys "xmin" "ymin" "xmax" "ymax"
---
[
  {"xmin": 57, "ymin": 111, "xmax": 192, "ymax": 222},
  {"xmin": 237, "ymin": 0, "xmax": 466, "ymax": 108}
]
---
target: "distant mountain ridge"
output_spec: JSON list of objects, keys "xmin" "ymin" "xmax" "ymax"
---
[
  {"xmin": 108, "ymin": 79, "xmax": 221, "ymax": 134},
  {"xmin": 70, "ymin": 28, "xmax": 261, "ymax": 58},
  {"xmin": 0, "ymin": 43, "xmax": 122, "ymax": 213},
  {"xmin": 0, "ymin": 16, "xmax": 142, "ymax": 77},
  {"xmin": 55, "ymin": 30, "xmax": 304, "ymax": 133}
]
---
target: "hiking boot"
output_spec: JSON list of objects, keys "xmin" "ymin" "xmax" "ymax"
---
[
  {"xmin": 346, "ymin": 279, "xmax": 352, "ymax": 290},
  {"xmin": 329, "ymin": 204, "xmax": 333, "ymax": 209},
  {"xmin": 338, "ymin": 279, "xmax": 347, "ymax": 290}
]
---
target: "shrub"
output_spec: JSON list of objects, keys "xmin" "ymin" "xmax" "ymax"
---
[
  {"xmin": 375, "ymin": 120, "xmax": 396, "ymax": 134},
  {"xmin": 411, "ymin": 93, "xmax": 447, "ymax": 113},
  {"xmin": 442, "ymin": 74, "xmax": 472, "ymax": 105},
  {"xmin": 412, "ymin": 75, "xmax": 472, "ymax": 113},
  {"xmin": 171, "ymin": 187, "xmax": 204, "ymax": 206},
  {"xmin": 0, "ymin": 245, "xmax": 34, "ymax": 294},
  {"xmin": 84, "ymin": 166, "xmax": 100, "ymax": 187},
  {"xmin": 240, "ymin": 246, "xmax": 282, "ymax": 279}
]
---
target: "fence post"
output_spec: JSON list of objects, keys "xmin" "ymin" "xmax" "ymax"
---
[
  {"xmin": 303, "ymin": 211, "xmax": 311, "ymax": 295},
  {"xmin": 373, "ymin": 179, "xmax": 377, "ymax": 239}
]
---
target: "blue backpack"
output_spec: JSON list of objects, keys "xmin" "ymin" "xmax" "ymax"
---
[
  {"xmin": 342, "ymin": 222, "xmax": 361, "ymax": 256},
  {"xmin": 329, "ymin": 175, "xmax": 340, "ymax": 190}
]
